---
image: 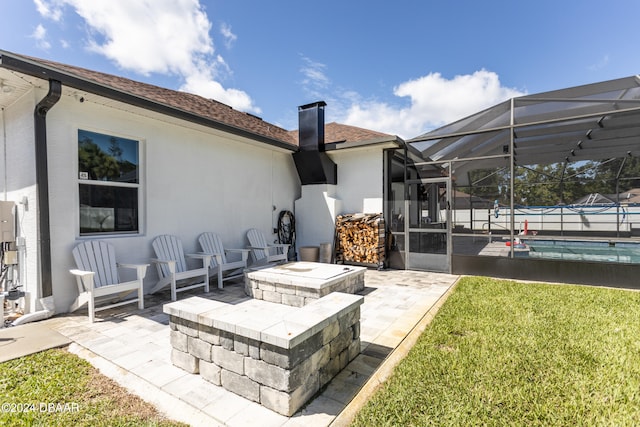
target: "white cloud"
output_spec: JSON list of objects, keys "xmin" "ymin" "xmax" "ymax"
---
[
  {"xmin": 181, "ymin": 69, "xmax": 260, "ymax": 113},
  {"xmin": 220, "ymin": 22, "xmax": 237, "ymax": 49},
  {"xmin": 341, "ymin": 70, "xmax": 526, "ymax": 138},
  {"xmin": 31, "ymin": 24, "xmax": 51, "ymax": 50},
  {"xmin": 300, "ymin": 55, "xmax": 330, "ymax": 98},
  {"xmin": 34, "ymin": 0, "xmax": 260, "ymax": 113},
  {"xmin": 33, "ymin": 0, "xmax": 62, "ymax": 21},
  {"xmin": 214, "ymin": 54, "xmax": 232, "ymax": 77},
  {"xmin": 295, "ymin": 56, "xmax": 524, "ymax": 139}
]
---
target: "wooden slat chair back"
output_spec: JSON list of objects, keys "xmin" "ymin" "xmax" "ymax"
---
[
  {"xmin": 73, "ymin": 240, "xmax": 119, "ymax": 287},
  {"xmin": 198, "ymin": 232, "xmax": 249, "ymax": 289},
  {"xmin": 150, "ymin": 235, "xmax": 211, "ymax": 301},
  {"xmin": 70, "ymin": 240, "xmax": 148, "ymax": 322},
  {"xmin": 152, "ymin": 235, "xmax": 189, "ymax": 277},
  {"xmin": 246, "ymin": 228, "xmax": 290, "ymax": 265},
  {"xmin": 198, "ymin": 232, "xmax": 227, "ymax": 267},
  {"xmin": 247, "ymin": 228, "xmax": 268, "ymax": 263}
]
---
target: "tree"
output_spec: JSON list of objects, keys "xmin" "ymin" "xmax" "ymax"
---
[
  {"xmin": 108, "ymin": 137, "xmax": 123, "ymax": 162},
  {"xmin": 78, "ymin": 137, "xmax": 119, "ymax": 181}
]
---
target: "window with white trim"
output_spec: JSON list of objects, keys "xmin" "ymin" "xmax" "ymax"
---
[{"xmin": 78, "ymin": 129, "xmax": 140, "ymax": 235}]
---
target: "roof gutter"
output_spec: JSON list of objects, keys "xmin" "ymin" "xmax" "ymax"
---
[
  {"xmin": 34, "ymin": 79, "xmax": 61, "ymax": 298},
  {"xmin": 324, "ymin": 135, "xmax": 405, "ymax": 151},
  {"xmin": 0, "ymin": 52, "xmax": 295, "ymax": 152}
]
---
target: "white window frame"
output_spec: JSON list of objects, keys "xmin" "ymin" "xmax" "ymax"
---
[{"xmin": 77, "ymin": 128, "xmax": 144, "ymax": 236}]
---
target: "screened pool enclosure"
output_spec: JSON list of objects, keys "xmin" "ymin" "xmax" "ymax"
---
[{"xmin": 385, "ymin": 76, "xmax": 640, "ymax": 287}]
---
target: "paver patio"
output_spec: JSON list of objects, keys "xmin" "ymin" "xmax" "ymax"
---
[{"xmin": 42, "ymin": 269, "xmax": 459, "ymax": 427}]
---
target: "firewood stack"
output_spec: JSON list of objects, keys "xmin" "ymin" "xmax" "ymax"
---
[{"xmin": 334, "ymin": 213, "xmax": 385, "ymax": 269}]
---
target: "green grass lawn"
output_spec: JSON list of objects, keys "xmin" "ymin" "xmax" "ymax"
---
[
  {"xmin": 0, "ymin": 348, "xmax": 186, "ymax": 427},
  {"xmin": 352, "ymin": 277, "xmax": 640, "ymax": 426}
]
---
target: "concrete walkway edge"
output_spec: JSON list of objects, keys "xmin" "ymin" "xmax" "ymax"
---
[
  {"xmin": 0, "ymin": 322, "xmax": 71, "ymax": 363},
  {"xmin": 330, "ymin": 276, "xmax": 461, "ymax": 426}
]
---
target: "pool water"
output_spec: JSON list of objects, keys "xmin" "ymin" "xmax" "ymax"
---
[{"xmin": 526, "ymin": 240, "xmax": 640, "ymax": 264}]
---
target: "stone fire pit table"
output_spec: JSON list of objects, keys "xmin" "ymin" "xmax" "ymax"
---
[
  {"xmin": 245, "ymin": 261, "xmax": 366, "ymax": 307},
  {"xmin": 164, "ymin": 292, "xmax": 364, "ymax": 416}
]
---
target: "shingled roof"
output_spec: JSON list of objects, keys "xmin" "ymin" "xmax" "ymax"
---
[
  {"xmin": 288, "ymin": 121, "xmax": 399, "ymax": 147},
  {"xmin": 0, "ymin": 50, "xmax": 404, "ymax": 151},
  {"xmin": 0, "ymin": 50, "xmax": 297, "ymax": 149},
  {"xmin": 324, "ymin": 122, "xmax": 394, "ymax": 143}
]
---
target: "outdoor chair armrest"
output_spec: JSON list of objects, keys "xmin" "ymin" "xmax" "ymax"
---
[
  {"xmin": 118, "ymin": 262, "xmax": 150, "ymax": 268},
  {"xmin": 225, "ymin": 248, "xmax": 250, "ymax": 262},
  {"xmin": 70, "ymin": 269, "xmax": 95, "ymax": 278},
  {"xmin": 151, "ymin": 258, "xmax": 174, "ymax": 264},
  {"xmin": 187, "ymin": 252, "xmax": 212, "ymax": 259},
  {"xmin": 225, "ymin": 248, "xmax": 251, "ymax": 254},
  {"xmin": 200, "ymin": 251, "xmax": 224, "ymax": 265},
  {"xmin": 151, "ymin": 258, "xmax": 177, "ymax": 274},
  {"xmin": 268, "ymin": 243, "xmax": 290, "ymax": 255},
  {"xmin": 70, "ymin": 269, "xmax": 95, "ymax": 292},
  {"xmin": 187, "ymin": 253, "xmax": 213, "ymax": 267},
  {"xmin": 117, "ymin": 263, "xmax": 150, "ymax": 279}
]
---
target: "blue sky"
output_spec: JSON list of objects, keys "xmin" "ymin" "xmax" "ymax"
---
[{"xmin": 2, "ymin": 0, "xmax": 640, "ymax": 138}]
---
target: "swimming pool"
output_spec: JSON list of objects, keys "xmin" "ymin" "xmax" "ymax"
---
[{"xmin": 526, "ymin": 239, "xmax": 640, "ymax": 264}]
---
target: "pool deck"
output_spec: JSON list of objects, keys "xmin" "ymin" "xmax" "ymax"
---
[{"xmin": 36, "ymin": 269, "xmax": 459, "ymax": 426}]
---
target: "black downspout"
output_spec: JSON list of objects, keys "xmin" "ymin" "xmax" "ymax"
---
[{"xmin": 34, "ymin": 79, "xmax": 61, "ymax": 298}]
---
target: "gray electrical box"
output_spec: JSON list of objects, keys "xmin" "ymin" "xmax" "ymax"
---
[{"xmin": 0, "ymin": 201, "xmax": 15, "ymax": 243}]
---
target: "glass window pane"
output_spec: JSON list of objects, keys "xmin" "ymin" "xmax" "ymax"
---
[
  {"xmin": 79, "ymin": 185, "xmax": 138, "ymax": 234},
  {"xmin": 78, "ymin": 130, "xmax": 139, "ymax": 183}
]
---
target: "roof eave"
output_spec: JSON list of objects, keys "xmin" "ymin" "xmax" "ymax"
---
[
  {"xmin": 0, "ymin": 51, "xmax": 297, "ymax": 152},
  {"xmin": 324, "ymin": 135, "xmax": 404, "ymax": 151}
]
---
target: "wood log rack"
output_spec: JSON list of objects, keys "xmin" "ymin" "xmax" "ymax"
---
[{"xmin": 334, "ymin": 213, "xmax": 385, "ymax": 269}]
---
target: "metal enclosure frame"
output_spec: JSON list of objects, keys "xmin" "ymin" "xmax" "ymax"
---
[{"xmin": 388, "ymin": 76, "xmax": 640, "ymax": 287}]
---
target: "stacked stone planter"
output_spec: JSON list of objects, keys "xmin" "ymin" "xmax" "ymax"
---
[
  {"xmin": 245, "ymin": 261, "xmax": 366, "ymax": 307},
  {"xmin": 164, "ymin": 292, "xmax": 363, "ymax": 416}
]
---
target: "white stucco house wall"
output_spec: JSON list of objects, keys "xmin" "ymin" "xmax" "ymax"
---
[
  {"xmin": 0, "ymin": 50, "xmax": 404, "ymax": 318},
  {"xmin": 293, "ymin": 123, "xmax": 404, "ymax": 250}
]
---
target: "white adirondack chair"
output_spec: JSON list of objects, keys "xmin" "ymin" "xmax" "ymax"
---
[
  {"xmin": 198, "ymin": 232, "xmax": 250, "ymax": 289},
  {"xmin": 246, "ymin": 228, "xmax": 290, "ymax": 265},
  {"xmin": 150, "ymin": 235, "xmax": 211, "ymax": 301},
  {"xmin": 70, "ymin": 240, "xmax": 148, "ymax": 323}
]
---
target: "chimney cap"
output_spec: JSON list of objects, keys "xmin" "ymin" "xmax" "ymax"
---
[{"xmin": 298, "ymin": 101, "xmax": 327, "ymax": 111}]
